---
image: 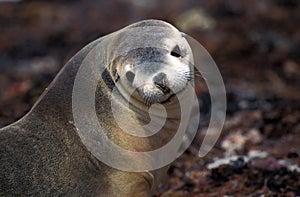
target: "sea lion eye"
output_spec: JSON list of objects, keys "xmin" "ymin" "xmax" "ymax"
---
[
  {"xmin": 126, "ymin": 71, "xmax": 135, "ymax": 83},
  {"xmin": 170, "ymin": 45, "xmax": 181, "ymax": 58}
]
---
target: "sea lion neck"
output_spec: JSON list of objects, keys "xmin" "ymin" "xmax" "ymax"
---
[{"xmin": 29, "ymin": 38, "xmax": 108, "ymax": 123}]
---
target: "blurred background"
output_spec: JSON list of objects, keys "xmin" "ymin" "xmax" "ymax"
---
[{"xmin": 0, "ymin": 0, "xmax": 299, "ymax": 196}]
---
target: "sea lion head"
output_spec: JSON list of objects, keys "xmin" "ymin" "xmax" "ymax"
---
[{"xmin": 107, "ymin": 20, "xmax": 194, "ymax": 105}]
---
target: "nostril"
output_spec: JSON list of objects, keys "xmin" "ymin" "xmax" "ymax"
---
[
  {"xmin": 153, "ymin": 73, "xmax": 170, "ymax": 94},
  {"xmin": 154, "ymin": 81, "xmax": 168, "ymax": 92}
]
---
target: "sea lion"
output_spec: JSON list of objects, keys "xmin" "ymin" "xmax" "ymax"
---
[{"xmin": 0, "ymin": 19, "xmax": 195, "ymax": 196}]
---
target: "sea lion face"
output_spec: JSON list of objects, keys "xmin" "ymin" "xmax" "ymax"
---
[{"xmin": 111, "ymin": 27, "xmax": 193, "ymax": 105}]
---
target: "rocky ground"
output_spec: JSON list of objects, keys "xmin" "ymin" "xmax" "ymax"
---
[{"xmin": 0, "ymin": 0, "xmax": 299, "ymax": 196}]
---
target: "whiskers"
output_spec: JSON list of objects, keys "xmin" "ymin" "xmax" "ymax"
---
[
  {"xmin": 143, "ymin": 92, "xmax": 155, "ymax": 106},
  {"xmin": 184, "ymin": 68, "xmax": 207, "ymax": 81},
  {"xmin": 144, "ymin": 95, "xmax": 153, "ymax": 106}
]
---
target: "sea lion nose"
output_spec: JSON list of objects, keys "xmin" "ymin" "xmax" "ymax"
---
[{"xmin": 153, "ymin": 72, "xmax": 170, "ymax": 94}]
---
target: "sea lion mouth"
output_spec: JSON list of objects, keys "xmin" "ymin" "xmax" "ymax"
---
[
  {"xmin": 138, "ymin": 79, "xmax": 190, "ymax": 106},
  {"xmin": 131, "ymin": 69, "xmax": 192, "ymax": 106},
  {"xmin": 160, "ymin": 93, "xmax": 176, "ymax": 104}
]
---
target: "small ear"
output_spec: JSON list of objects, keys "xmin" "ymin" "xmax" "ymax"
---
[
  {"xmin": 110, "ymin": 63, "xmax": 117, "ymax": 78},
  {"xmin": 181, "ymin": 32, "xmax": 187, "ymax": 38},
  {"xmin": 110, "ymin": 57, "xmax": 121, "ymax": 78}
]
